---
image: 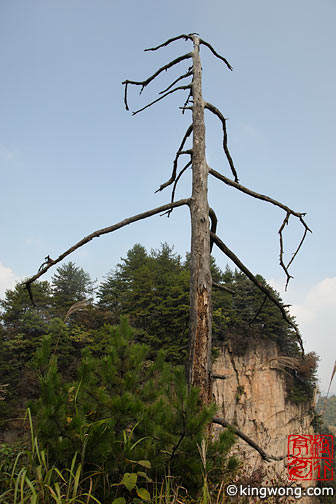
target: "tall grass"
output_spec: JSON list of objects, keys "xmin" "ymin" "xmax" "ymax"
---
[
  {"xmin": 0, "ymin": 410, "xmax": 101, "ymax": 504},
  {"xmin": 0, "ymin": 410, "xmax": 236, "ymax": 504}
]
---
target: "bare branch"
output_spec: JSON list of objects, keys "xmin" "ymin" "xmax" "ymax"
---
[
  {"xmin": 26, "ymin": 283, "xmax": 36, "ymax": 306},
  {"xmin": 156, "ymin": 125, "xmax": 193, "ymax": 193},
  {"xmin": 144, "ymin": 34, "xmax": 195, "ymax": 51},
  {"xmin": 212, "ymin": 282, "xmax": 234, "ymax": 295},
  {"xmin": 213, "ymin": 417, "xmax": 284, "ymax": 461},
  {"xmin": 209, "ymin": 207, "xmax": 217, "ymax": 252},
  {"xmin": 204, "ymin": 103, "xmax": 239, "ymax": 182},
  {"xmin": 178, "ymin": 150, "xmax": 192, "ymax": 156},
  {"xmin": 287, "ymin": 217, "xmax": 309, "ymax": 270},
  {"xmin": 123, "ymin": 81, "xmax": 130, "ymax": 111},
  {"xmin": 209, "ymin": 166, "xmax": 311, "ymax": 285},
  {"xmin": 169, "ymin": 407, "xmax": 186, "ymax": 462},
  {"xmin": 279, "ymin": 213, "xmax": 310, "ymax": 290},
  {"xmin": 279, "ymin": 212, "xmax": 293, "ymax": 289},
  {"xmin": 210, "ymin": 232, "xmax": 304, "ymax": 356},
  {"xmin": 122, "ymin": 53, "xmax": 193, "ymax": 110},
  {"xmin": 179, "ymin": 106, "xmax": 193, "ymax": 112},
  {"xmin": 159, "ymin": 69, "xmax": 193, "ymax": 94},
  {"xmin": 166, "ymin": 160, "xmax": 192, "ymax": 217},
  {"xmin": 249, "ymin": 294, "xmax": 268, "ymax": 326},
  {"xmin": 182, "ymin": 88, "xmax": 193, "ymax": 115},
  {"xmin": 132, "ymin": 85, "xmax": 191, "ymax": 116},
  {"xmin": 25, "ymin": 199, "xmax": 191, "ymax": 302},
  {"xmin": 209, "ymin": 166, "xmax": 309, "ymax": 219},
  {"xmin": 199, "ymin": 39, "xmax": 233, "ymax": 71}
]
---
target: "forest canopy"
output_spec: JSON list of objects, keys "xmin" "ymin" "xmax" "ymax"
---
[{"xmin": 0, "ymin": 243, "xmax": 317, "ymax": 423}]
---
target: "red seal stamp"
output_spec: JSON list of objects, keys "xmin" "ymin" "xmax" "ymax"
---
[{"xmin": 288, "ymin": 434, "xmax": 333, "ymax": 481}]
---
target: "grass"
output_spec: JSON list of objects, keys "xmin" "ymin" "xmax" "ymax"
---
[{"xmin": 0, "ymin": 410, "xmax": 239, "ymax": 504}]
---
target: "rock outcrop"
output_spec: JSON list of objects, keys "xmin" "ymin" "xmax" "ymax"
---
[{"xmin": 212, "ymin": 337, "xmax": 319, "ymax": 503}]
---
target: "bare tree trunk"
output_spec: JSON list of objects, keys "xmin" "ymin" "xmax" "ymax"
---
[
  {"xmin": 26, "ymin": 32, "xmax": 309, "ymax": 409},
  {"xmin": 188, "ymin": 36, "xmax": 212, "ymax": 404},
  {"xmin": 24, "ymin": 33, "xmax": 311, "ymax": 461}
]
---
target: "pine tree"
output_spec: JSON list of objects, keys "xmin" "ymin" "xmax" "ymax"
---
[
  {"xmin": 97, "ymin": 244, "xmax": 190, "ymax": 362},
  {"xmin": 31, "ymin": 317, "xmax": 237, "ymax": 498},
  {"xmin": 51, "ymin": 261, "xmax": 94, "ymax": 315},
  {"xmin": 0, "ymin": 280, "xmax": 51, "ymax": 334}
]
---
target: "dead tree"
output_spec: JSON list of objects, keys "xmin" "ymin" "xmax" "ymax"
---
[{"xmin": 25, "ymin": 33, "xmax": 310, "ymax": 411}]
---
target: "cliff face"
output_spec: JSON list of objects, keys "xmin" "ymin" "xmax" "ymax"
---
[{"xmin": 212, "ymin": 337, "xmax": 318, "ymax": 503}]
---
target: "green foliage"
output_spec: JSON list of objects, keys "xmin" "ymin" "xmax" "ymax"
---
[
  {"xmin": 0, "ymin": 281, "xmax": 53, "ymax": 422},
  {"xmin": 0, "ymin": 245, "xmax": 319, "ymax": 500},
  {"xmin": 112, "ymin": 453, "xmax": 152, "ymax": 503},
  {"xmin": 97, "ymin": 244, "xmax": 190, "ymax": 363},
  {"xmin": 214, "ymin": 272, "xmax": 297, "ymax": 353},
  {"xmin": 0, "ymin": 263, "xmax": 97, "ymax": 426},
  {"xmin": 285, "ymin": 352, "xmax": 319, "ymax": 404},
  {"xmin": 0, "ymin": 420, "xmax": 235, "ymax": 504},
  {"xmin": 0, "ymin": 423, "xmax": 102, "ymax": 503},
  {"xmin": 29, "ymin": 318, "xmax": 236, "ymax": 500},
  {"xmin": 97, "ymin": 244, "xmax": 304, "ymax": 366},
  {"xmin": 51, "ymin": 261, "xmax": 95, "ymax": 316},
  {"xmin": 0, "ymin": 246, "xmax": 317, "ymax": 430},
  {"xmin": 317, "ymin": 395, "xmax": 336, "ymax": 427},
  {"xmin": 0, "ymin": 280, "xmax": 52, "ymax": 334},
  {"xmin": 0, "ymin": 442, "xmax": 24, "ymax": 478}
]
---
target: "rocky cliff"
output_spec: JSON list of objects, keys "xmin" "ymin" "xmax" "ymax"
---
[{"xmin": 212, "ymin": 337, "xmax": 319, "ymax": 503}]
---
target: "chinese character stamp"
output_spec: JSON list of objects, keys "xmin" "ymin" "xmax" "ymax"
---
[{"xmin": 288, "ymin": 434, "xmax": 333, "ymax": 481}]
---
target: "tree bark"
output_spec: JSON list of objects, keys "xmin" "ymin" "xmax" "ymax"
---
[
  {"xmin": 188, "ymin": 36, "xmax": 212, "ymax": 404},
  {"xmin": 25, "ymin": 33, "xmax": 308, "ymax": 411}
]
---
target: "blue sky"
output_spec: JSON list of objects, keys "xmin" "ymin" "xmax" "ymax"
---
[{"xmin": 1, "ymin": 0, "xmax": 335, "ymax": 392}]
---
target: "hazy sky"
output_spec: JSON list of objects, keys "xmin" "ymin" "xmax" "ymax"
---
[{"xmin": 1, "ymin": 1, "xmax": 335, "ymax": 393}]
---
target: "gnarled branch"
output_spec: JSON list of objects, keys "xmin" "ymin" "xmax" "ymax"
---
[
  {"xmin": 181, "ymin": 88, "xmax": 193, "ymax": 115},
  {"xmin": 25, "ymin": 199, "xmax": 191, "ymax": 305},
  {"xmin": 210, "ymin": 232, "xmax": 304, "ymax": 356},
  {"xmin": 199, "ymin": 39, "xmax": 233, "ymax": 71},
  {"xmin": 159, "ymin": 69, "xmax": 193, "ymax": 94},
  {"xmin": 132, "ymin": 85, "xmax": 191, "ymax": 116},
  {"xmin": 166, "ymin": 160, "xmax": 192, "ymax": 217},
  {"xmin": 209, "ymin": 167, "xmax": 308, "ymax": 218},
  {"xmin": 122, "ymin": 52, "xmax": 193, "ymax": 110},
  {"xmin": 143, "ymin": 34, "xmax": 233, "ymax": 73},
  {"xmin": 209, "ymin": 166, "xmax": 311, "ymax": 287},
  {"xmin": 209, "ymin": 207, "xmax": 218, "ymax": 252},
  {"xmin": 279, "ymin": 212, "xmax": 293, "ymax": 289},
  {"xmin": 213, "ymin": 417, "xmax": 284, "ymax": 462},
  {"xmin": 156, "ymin": 124, "xmax": 193, "ymax": 193},
  {"xmin": 144, "ymin": 34, "xmax": 196, "ymax": 52},
  {"xmin": 279, "ymin": 212, "xmax": 309, "ymax": 290},
  {"xmin": 204, "ymin": 102, "xmax": 239, "ymax": 182},
  {"xmin": 249, "ymin": 294, "xmax": 268, "ymax": 326}
]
